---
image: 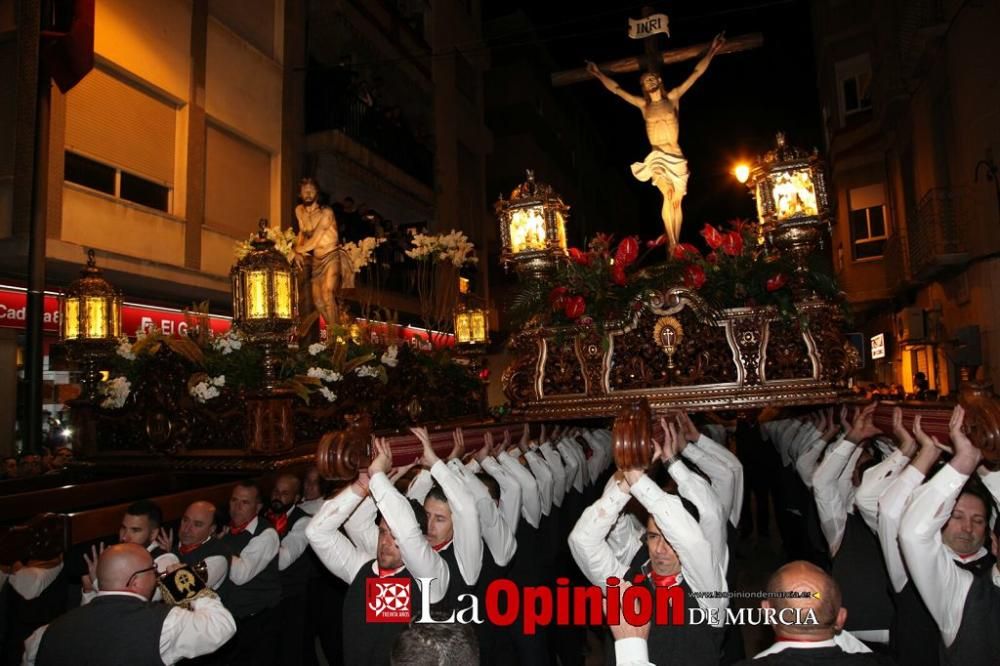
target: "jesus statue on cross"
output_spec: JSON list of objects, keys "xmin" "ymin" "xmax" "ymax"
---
[{"xmin": 585, "ymin": 33, "xmax": 726, "ymax": 249}]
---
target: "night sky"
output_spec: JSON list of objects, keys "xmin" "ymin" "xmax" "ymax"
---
[{"xmin": 484, "ymin": 0, "xmax": 823, "ymax": 245}]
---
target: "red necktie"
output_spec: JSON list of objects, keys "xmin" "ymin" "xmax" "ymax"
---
[
  {"xmin": 265, "ymin": 511, "xmax": 289, "ymax": 537},
  {"xmin": 432, "ymin": 540, "xmax": 452, "ymax": 552}
]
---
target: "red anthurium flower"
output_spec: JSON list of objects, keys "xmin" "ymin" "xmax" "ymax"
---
[
  {"xmin": 647, "ymin": 234, "xmax": 670, "ymax": 249},
  {"xmin": 721, "ymin": 230, "xmax": 743, "ymax": 256},
  {"xmin": 671, "ymin": 243, "xmax": 700, "ymax": 261},
  {"xmin": 478, "ymin": 368, "xmax": 490, "ymax": 381},
  {"xmin": 700, "ymin": 223, "xmax": 724, "ymax": 250},
  {"xmin": 567, "ymin": 248, "xmax": 590, "ymax": 265},
  {"xmin": 706, "ymin": 251, "xmax": 719, "ymax": 265},
  {"xmin": 614, "ymin": 236, "xmax": 639, "ymax": 267},
  {"xmin": 563, "ymin": 295, "xmax": 586, "ymax": 320},
  {"xmin": 683, "ymin": 264, "xmax": 706, "ymax": 289},
  {"xmin": 611, "ymin": 264, "xmax": 627, "ymax": 286},
  {"xmin": 548, "ymin": 286, "xmax": 568, "ymax": 310},
  {"xmin": 766, "ymin": 273, "xmax": 787, "ymax": 292}
]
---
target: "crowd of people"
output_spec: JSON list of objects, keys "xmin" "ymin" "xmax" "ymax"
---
[{"xmin": 1, "ymin": 404, "xmax": 997, "ymax": 665}]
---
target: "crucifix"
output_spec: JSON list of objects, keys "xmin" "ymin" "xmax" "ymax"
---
[{"xmin": 551, "ymin": 10, "xmax": 762, "ymax": 249}]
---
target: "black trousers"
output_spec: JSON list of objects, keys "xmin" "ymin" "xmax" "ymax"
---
[
  {"xmin": 276, "ymin": 593, "xmax": 307, "ymax": 666},
  {"xmin": 219, "ymin": 606, "xmax": 280, "ymax": 666}
]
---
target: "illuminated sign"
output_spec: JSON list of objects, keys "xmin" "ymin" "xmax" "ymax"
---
[{"xmin": 871, "ymin": 333, "xmax": 886, "ymax": 360}]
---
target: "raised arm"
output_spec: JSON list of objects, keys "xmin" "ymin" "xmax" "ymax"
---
[
  {"xmin": 669, "ymin": 33, "xmax": 725, "ymax": 99},
  {"xmin": 568, "ymin": 475, "xmax": 633, "ymax": 588},
  {"xmin": 585, "ymin": 60, "xmax": 644, "ymax": 108},
  {"xmin": 304, "ymin": 481, "xmax": 375, "ymax": 584}
]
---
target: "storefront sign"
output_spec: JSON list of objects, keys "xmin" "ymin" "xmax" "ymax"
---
[{"xmin": 871, "ymin": 333, "xmax": 886, "ymax": 360}]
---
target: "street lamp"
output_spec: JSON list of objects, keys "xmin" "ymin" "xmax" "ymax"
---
[
  {"xmin": 733, "ymin": 163, "xmax": 750, "ymax": 184},
  {"xmin": 495, "ymin": 170, "xmax": 570, "ymax": 280},
  {"xmin": 231, "ymin": 219, "xmax": 299, "ymax": 391},
  {"xmin": 741, "ymin": 132, "xmax": 832, "ymax": 294},
  {"xmin": 58, "ymin": 249, "xmax": 122, "ymax": 401}
]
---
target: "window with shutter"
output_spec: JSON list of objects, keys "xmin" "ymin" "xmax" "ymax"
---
[{"xmin": 205, "ymin": 124, "xmax": 271, "ymax": 237}]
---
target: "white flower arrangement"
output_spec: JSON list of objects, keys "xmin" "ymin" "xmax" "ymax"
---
[
  {"xmin": 307, "ymin": 342, "xmax": 327, "ymax": 356},
  {"xmin": 380, "ymin": 345, "xmax": 399, "ymax": 368},
  {"xmin": 405, "ymin": 230, "xmax": 478, "ymax": 267},
  {"xmin": 190, "ymin": 375, "xmax": 226, "ymax": 403},
  {"xmin": 340, "ymin": 236, "xmax": 385, "ymax": 274},
  {"xmin": 211, "ymin": 331, "xmax": 244, "ymax": 356},
  {"xmin": 233, "ymin": 226, "xmax": 297, "ymax": 263},
  {"xmin": 115, "ymin": 339, "xmax": 136, "ymax": 361},
  {"xmin": 318, "ymin": 387, "xmax": 338, "ymax": 403},
  {"xmin": 355, "ymin": 365, "xmax": 380, "ymax": 379},
  {"xmin": 100, "ymin": 376, "xmax": 131, "ymax": 409},
  {"xmin": 307, "ymin": 367, "xmax": 342, "ymax": 383}
]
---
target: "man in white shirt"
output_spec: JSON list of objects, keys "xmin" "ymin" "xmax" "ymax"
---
[
  {"xmin": 217, "ymin": 481, "xmax": 282, "ymax": 664},
  {"xmin": 23, "ymin": 543, "xmax": 235, "ymax": 665},
  {"xmin": 898, "ymin": 405, "xmax": 1000, "ymax": 666},
  {"xmin": 306, "ymin": 437, "xmax": 451, "ymax": 665},
  {"xmin": 569, "ymin": 426, "xmax": 728, "ymax": 666},
  {"xmin": 735, "ymin": 560, "xmax": 888, "ymax": 664}
]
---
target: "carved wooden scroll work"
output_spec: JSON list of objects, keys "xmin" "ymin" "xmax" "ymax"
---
[
  {"xmin": 612, "ymin": 399, "xmax": 655, "ymax": 471},
  {"xmin": 316, "ymin": 419, "xmax": 537, "ymax": 481},
  {"xmin": 864, "ymin": 382, "xmax": 1000, "ymax": 469}
]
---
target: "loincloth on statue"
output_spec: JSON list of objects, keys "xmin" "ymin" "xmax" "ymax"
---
[
  {"xmin": 309, "ymin": 248, "xmax": 356, "ymax": 289},
  {"xmin": 630, "ymin": 149, "xmax": 690, "ymax": 197}
]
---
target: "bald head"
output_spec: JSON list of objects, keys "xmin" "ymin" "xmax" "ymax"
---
[
  {"xmin": 764, "ymin": 561, "xmax": 844, "ymax": 638},
  {"xmin": 97, "ymin": 543, "xmax": 156, "ymax": 597}
]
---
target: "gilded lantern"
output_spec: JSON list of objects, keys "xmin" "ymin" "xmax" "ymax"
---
[
  {"xmin": 454, "ymin": 304, "xmax": 489, "ymax": 347},
  {"xmin": 231, "ymin": 219, "xmax": 298, "ymax": 341},
  {"xmin": 495, "ymin": 170, "xmax": 569, "ymax": 279},
  {"xmin": 59, "ymin": 249, "xmax": 122, "ymax": 344}
]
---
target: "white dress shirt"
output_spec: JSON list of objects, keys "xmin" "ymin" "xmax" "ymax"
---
[
  {"xmin": 1, "ymin": 562, "xmax": 63, "ymax": 600},
  {"xmin": 614, "ymin": 637, "xmax": 653, "ymax": 666},
  {"xmin": 479, "ymin": 456, "xmax": 523, "ymax": 534},
  {"xmin": 498, "ymin": 450, "xmax": 542, "ymax": 528},
  {"xmin": 812, "ymin": 437, "xmax": 862, "ymax": 556},
  {"xmin": 429, "ymin": 459, "xmax": 483, "ymax": 585},
  {"xmin": 524, "ymin": 448, "xmax": 554, "ymax": 516},
  {"xmin": 583, "ymin": 429, "xmax": 613, "ymax": 484},
  {"xmin": 898, "ymin": 463, "xmax": 1000, "ymax": 646},
  {"xmin": 447, "ymin": 459, "xmax": 517, "ymax": 566},
  {"xmin": 22, "ymin": 591, "xmax": 236, "ymax": 665},
  {"xmin": 669, "ymin": 459, "xmax": 728, "ymax": 569},
  {"xmin": 568, "ymin": 475, "xmax": 728, "ymax": 617},
  {"xmin": 684, "ymin": 433, "xmax": 743, "ymax": 527},
  {"xmin": 369, "ymin": 472, "xmax": 449, "ymax": 604},
  {"xmin": 406, "ymin": 468, "xmax": 434, "ymax": 504},
  {"xmin": 556, "ymin": 437, "xmax": 585, "ymax": 493},
  {"xmin": 298, "ymin": 497, "xmax": 324, "ymax": 516},
  {"xmin": 539, "ymin": 441, "xmax": 567, "ymax": 507},
  {"xmin": 277, "ymin": 511, "xmax": 311, "ymax": 571},
  {"xmin": 794, "ymin": 434, "xmax": 828, "ymax": 488},
  {"xmin": 853, "ymin": 448, "xmax": 911, "ymax": 533},
  {"xmin": 227, "ymin": 517, "xmax": 279, "ymax": 585},
  {"xmin": 343, "ymin": 495, "xmax": 379, "ymax": 559},
  {"xmin": 304, "ymin": 487, "xmax": 375, "ymax": 584}
]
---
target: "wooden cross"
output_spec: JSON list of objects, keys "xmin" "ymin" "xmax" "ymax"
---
[{"xmin": 551, "ymin": 32, "xmax": 763, "ymax": 88}]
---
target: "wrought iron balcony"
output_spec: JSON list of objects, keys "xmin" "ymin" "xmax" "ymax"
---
[{"xmin": 909, "ymin": 187, "xmax": 968, "ymax": 281}]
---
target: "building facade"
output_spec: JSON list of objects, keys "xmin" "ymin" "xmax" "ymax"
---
[
  {"xmin": 0, "ymin": 0, "xmax": 305, "ymax": 454},
  {"xmin": 812, "ymin": 0, "xmax": 1000, "ymax": 395}
]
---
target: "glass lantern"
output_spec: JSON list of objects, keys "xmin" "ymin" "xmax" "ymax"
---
[
  {"xmin": 744, "ymin": 133, "xmax": 832, "ymax": 294},
  {"xmin": 58, "ymin": 249, "xmax": 122, "ymax": 401},
  {"xmin": 231, "ymin": 219, "xmax": 299, "ymax": 391},
  {"xmin": 454, "ymin": 305, "xmax": 489, "ymax": 347},
  {"xmin": 495, "ymin": 170, "xmax": 570, "ymax": 280}
]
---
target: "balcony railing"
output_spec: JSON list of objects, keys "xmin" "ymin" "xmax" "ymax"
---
[{"xmin": 909, "ymin": 187, "xmax": 967, "ymax": 280}]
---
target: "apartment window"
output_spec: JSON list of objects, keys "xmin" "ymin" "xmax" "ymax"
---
[
  {"xmin": 64, "ymin": 66, "xmax": 176, "ymax": 212},
  {"xmin": 849, "ymin": 184, "xmax": 887, "ymax": 260},
  {"xmin": 205, "ymin": 124, "xmax": 271, "ymax": 237},
  {"xmin": 64, "ymin": 151, "xmax": 171, "ymax": 213},
  {"xmin": 835, "ymin": 55, "xmax": 872, "ymax": 125}
]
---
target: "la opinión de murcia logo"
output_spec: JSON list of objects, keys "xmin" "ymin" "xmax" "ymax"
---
[
  {"xmin": 364, "ymin": 575, "xmax": 822, "ymax": 630},
  {"xmin": 366, "ymin": 577, "xmax": 412, "ymax": 623}
]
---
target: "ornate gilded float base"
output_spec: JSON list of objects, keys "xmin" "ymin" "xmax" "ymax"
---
[{"xmin": 504, "ymin": 287, "xmax": 855, "ymax": 419}]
